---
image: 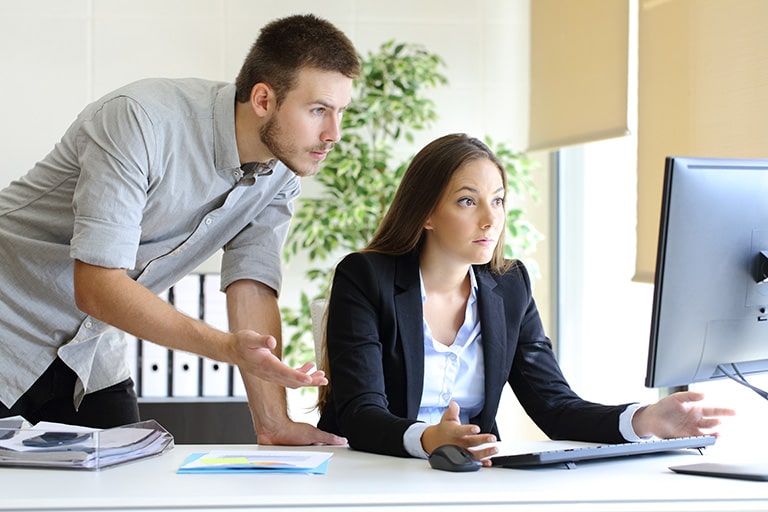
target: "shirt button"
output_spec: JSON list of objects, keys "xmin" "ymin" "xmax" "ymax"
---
[
  {"xmin": 441, "ymin": 393, "xmax": 451, "ymax": 402},
  {"xmin": 450, "ymin": 353, "xmax": 458, "ymax": 361},
  {"xmin": 205, "ymin": 218, "xmax": 213, "ymax": 225},
  {"xmin": 84, "ymin": 321, "xmax": 92, "ymax": 329}
]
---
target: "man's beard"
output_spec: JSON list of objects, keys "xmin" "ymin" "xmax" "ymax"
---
[{"xmin": 260, "ymin": 116, "xmax": 331, "ymax": 177}]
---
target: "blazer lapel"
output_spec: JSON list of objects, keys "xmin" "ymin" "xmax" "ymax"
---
[
  {"xmin": 394, "ymin": 252, "xmax": 425, "ymax": 419},
  {"xmin": 475, "ymin": 268, "xmax": 507, "ymax": 431}
]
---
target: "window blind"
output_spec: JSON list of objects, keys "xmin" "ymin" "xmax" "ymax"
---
[
  {"xmin": 528, "ymin": 0, "xmax": 630, "ymax": 151},
  {"xmin": 635, "ymin": 0, "xmax": 768, "ymax": 281}
]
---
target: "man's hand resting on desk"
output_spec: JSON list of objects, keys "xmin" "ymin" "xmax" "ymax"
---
[
  {"xmin": 230, "ymin": 331, "xmax": 347, "ymax": 446},
  {"xmin": 256, "ymin": 419, "xmax": 347, "ymax": 446},
  {"xmin": 631, "ymin": 390, "xmax": 736, "ymax": 439}
]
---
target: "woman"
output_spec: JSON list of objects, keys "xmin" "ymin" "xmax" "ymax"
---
[{"xmin": 316, "ymin": 133, "xmax": 733, "ymax": 464}]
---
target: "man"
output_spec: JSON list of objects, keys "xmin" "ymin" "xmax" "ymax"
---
[{"xmin": 0, "ymin": 14, "xmax": 359, "ymax": 446}]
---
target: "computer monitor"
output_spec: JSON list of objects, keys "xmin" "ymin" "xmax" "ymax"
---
[{"xmin": 645, "ymin": 156, "xmax": 768, "ymax": 395}]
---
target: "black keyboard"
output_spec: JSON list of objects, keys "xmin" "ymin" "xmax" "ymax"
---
[{"xmin": 491, "ymin": 435, "xmax": 716, "ymax": 469}]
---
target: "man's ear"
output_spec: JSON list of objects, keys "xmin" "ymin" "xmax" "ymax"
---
[{"xmin": 250, "ymin": 83, "xmax": 273, "ymax": 117}]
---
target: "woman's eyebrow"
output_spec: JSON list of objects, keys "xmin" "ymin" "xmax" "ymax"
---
[{"xmin": 453, "ymin": 185, "xmax": 505, "ymax": 194}]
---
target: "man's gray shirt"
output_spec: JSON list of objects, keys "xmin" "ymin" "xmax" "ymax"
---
[{"xmin": 0, "ymin": 78, "xmax": 300, "ymax": 408}]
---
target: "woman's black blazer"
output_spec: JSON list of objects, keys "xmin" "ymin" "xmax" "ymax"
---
[{"xmin": 317, "ymin": 250, "xmax": 630, "ymax": 458}]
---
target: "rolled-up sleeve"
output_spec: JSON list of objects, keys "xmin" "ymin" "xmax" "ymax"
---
[
  {"xmin": 220, "ymin": 173, "xmax": 300, "ymax": 295},
  {"xmin": 69, "ymin": 96, "xmax": 154, "ymax": 269}
]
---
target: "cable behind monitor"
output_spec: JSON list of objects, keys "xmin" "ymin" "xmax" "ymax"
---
[{"xmin": 717, "ymin": 363, "xmax": 768, "ymax": 400}]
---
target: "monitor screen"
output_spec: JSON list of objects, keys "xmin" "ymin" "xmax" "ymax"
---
[{"xmin": 646, "ymin": 156, "xmax": 768, "ymax": 390}]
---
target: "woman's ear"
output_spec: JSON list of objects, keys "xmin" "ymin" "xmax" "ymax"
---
[{"xmin": 423, "ymin": 217, "xmax": 433, "ymax": 231}]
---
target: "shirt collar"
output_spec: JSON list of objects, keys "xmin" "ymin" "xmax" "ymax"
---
[
  {"xmin": 240, "ymin": 159, "xmax": 276, "ymax": 177},
  {"xmin": 212, "ymin": 84, "xmax": 242, "ymax": 175}
]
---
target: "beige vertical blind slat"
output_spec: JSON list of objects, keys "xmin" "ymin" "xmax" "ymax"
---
[
  {"xmin": 635, "ymin": 0, "xmax": 768, "ymax": 282},
  {"xmin": 528, "ymin": 0, "xmax": 629, "ymax": 151}
]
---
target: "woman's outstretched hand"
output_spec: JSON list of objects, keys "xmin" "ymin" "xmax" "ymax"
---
[{"xmin": 631, "ymin": 390, "xmax": 736, "ymax": 439}]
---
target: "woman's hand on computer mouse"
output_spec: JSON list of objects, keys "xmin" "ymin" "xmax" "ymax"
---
[
  {"xmin": 631, "ymin": 391, "xmax": 736, "ymax": 439},
  {"xmin": 421, "ymin": 401, "xmax": 498, "ymax": 466}
]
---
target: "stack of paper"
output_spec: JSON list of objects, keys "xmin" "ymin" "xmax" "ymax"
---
[
  {"xmin": 0, "ymin": 419, "xmax": 174, "ymax": 470},
  {"xmin": 178, "ymin": 450, "xmax": 333, "ymax": 474}
]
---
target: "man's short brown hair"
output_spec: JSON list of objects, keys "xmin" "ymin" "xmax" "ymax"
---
[{"xmin": 235, "ymin": 14, "xmax": 360, "ymax": 105}]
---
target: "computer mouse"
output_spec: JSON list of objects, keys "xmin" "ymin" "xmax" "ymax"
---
[{"xmin": 428, "ymin": 444, "xmax": 482, "ymax": 472}]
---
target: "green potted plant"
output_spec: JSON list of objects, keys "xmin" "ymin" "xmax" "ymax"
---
[{"xmin": 280, "ymin": 41, "xmax": 540, "ymax": 366}]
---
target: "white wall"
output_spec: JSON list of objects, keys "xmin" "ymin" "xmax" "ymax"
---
[
  {"xmin": 0, "ymin": 0, "xmax": 531, "ymax": 184},
  {"xmin": 1, "ymin": 0, "xmax": 554, "ymax": 438}
]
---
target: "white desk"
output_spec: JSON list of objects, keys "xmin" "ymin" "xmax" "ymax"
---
[{"xmin": 2, "ymin": 441, "xmax": 767, "ymax": 511}]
